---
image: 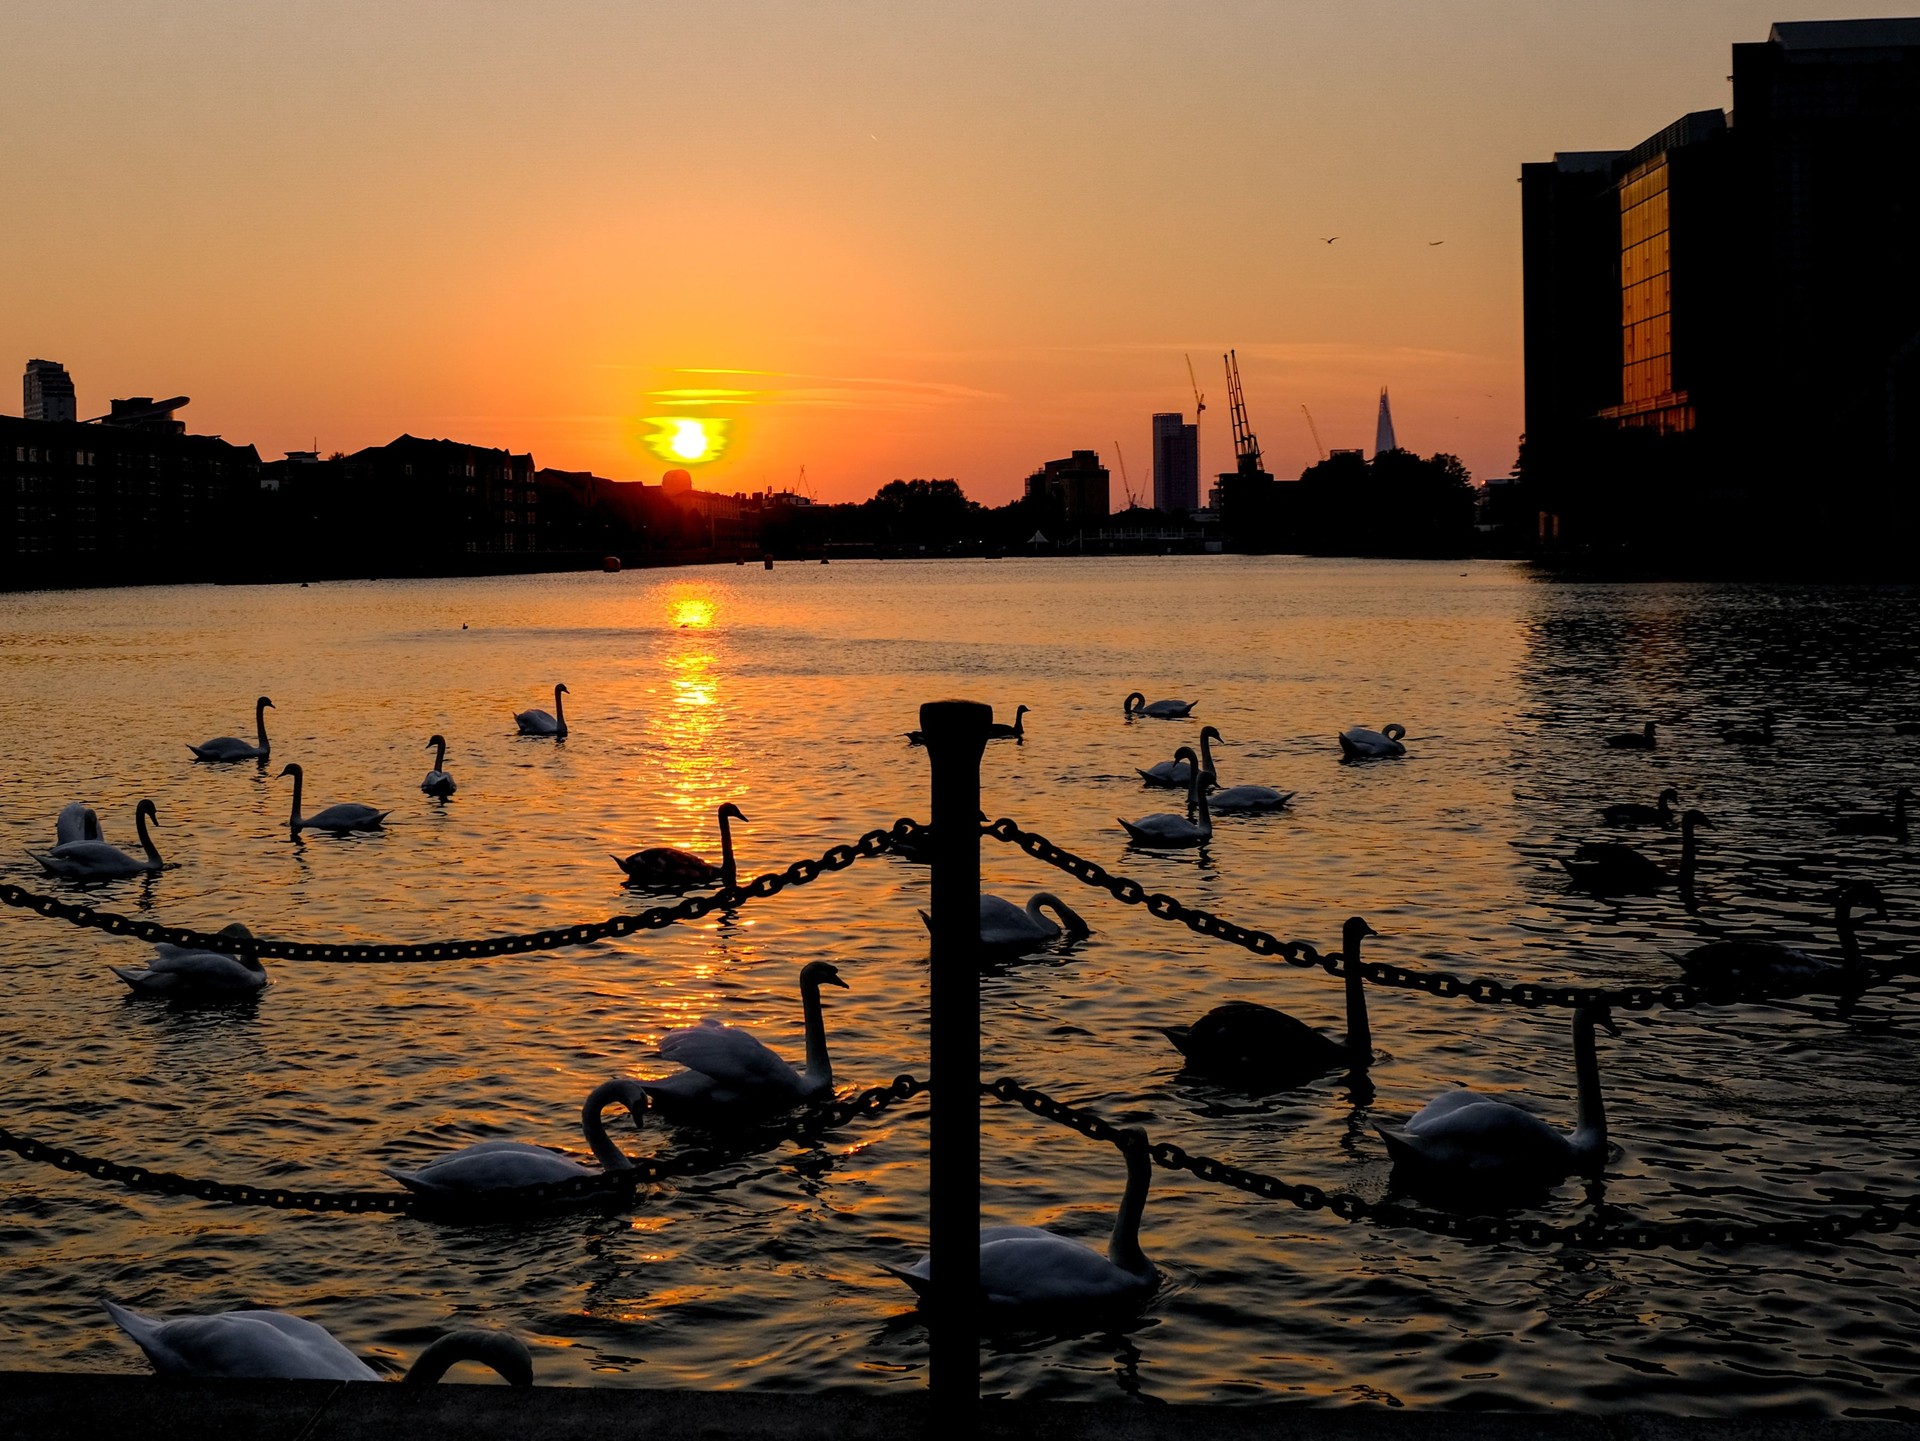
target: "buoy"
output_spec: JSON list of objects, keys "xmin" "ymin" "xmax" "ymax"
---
[
  {"xmin": 764, "ymin": 556, "xmax": 774, "ymax": 570},
  {"xmin": 602, "ymin": 555, "xmax": 621, "ymax": 573}
]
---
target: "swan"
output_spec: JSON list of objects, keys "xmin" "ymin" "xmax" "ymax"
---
[
  {"xmin": 1125, "ymin": 691, "xmax": 1196, "ymax": 719},
  {"xmin": 30, "ymin": 799, "xmax": 164, "ymax": 879},
  {"xmin": 515, "ymin": 682, "xmax": 568, "ymax": 738},
  {"xmin": 1139, "ymin": 726, "xmax": 1219, "ymax": 788},
  {"xmin": 1118, "ymin": 747, "xmax": 1211, "ymax": 848},
  {"xmin": 1338, "ymin": 723, "xmax": 1406, "ymax": 760},
  {"xmin": 101, "ymin": 1300, "xmax": 532, "ymax": 1384},
  {"xmin": 919, "ymin": 892, "xmax": 1090, "ymax": 952},
  {"xmin": 1164, "ymin": 917, "xmax": 1377, "ymax": 1087},
  {"xmin": 641, "ymin": 960, "xmax": 848, "ymax": 1120},
  {"xmin": 1674, "ymin": 882, "xmax": 1887, "ymax": 993},
  {"xmin": 1723, "ymin": 709, "xmax": 1776, "ymax": 745},
  {"xmin": 1832, "ymin": 786, "xmax": 1911, "ymax": 841},
  {"xmin": 1599, "ymin": 787, "xmax": 1679, "ymax": 828},
  {"xmin": 53, "ymin": 802, "xmax": 102, "ymax": 847},
  {"xmin": 881, "ymin": 1127, "xmax": 1158, "ymax": 1315},
  {"xmin": 1604, "ymin": 721, "xmax": 1658, "ymax": 750},
  {"xmin": 280, "ymin": 763, "xmax": 389, "ymax": 835},
  {"xmin": 985, "ymin": 704, "xmax": 1030, "ymax": 741},
  {"xmin": 1378, "ymin": 999, "xmax": 1618, "ymax": 1192},
  {"xmin": 613, "ymin": 802, "xmax": 746, "ymax": 889},
  {"xmin": 112, "ymin": 922, "xmax": 266, "ymax": 996},
  {"xmin": 1559, "ymin": 809, "xmax": 1710, "ymax": 894},
  {"xmin": 386, "ymin": 1078, "xmax": 651, "ymax": 1199},
  {"xmin": 421, "ymin": 734, "xmax": 457, "ymax": 797},
  {"xmin": 187, "ymin": 696, "xmax": 274, "ymax": 762}
]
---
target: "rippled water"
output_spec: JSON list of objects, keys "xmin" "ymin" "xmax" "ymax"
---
[{"xmin": 2, "ymin": 558, "xmax": 1918, "ymax": 1413}]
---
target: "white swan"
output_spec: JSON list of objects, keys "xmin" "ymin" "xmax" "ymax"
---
[
  {"xmin": 280, "ymin": 762, "xmax": 389, "ymax": 835},
  {"xmin": 1338, "ymin": 723, "xmax": 1406, "ymax": 760},
  {"xmin": 1118, "ymin": 746, "xmax": 1210, "ymax": 848},
  {"xmin": 881, "ymin": 1128, "xmax": 1158, "ymax": 1315},
  {"xmin": 918, "ymin": 892, "xmax": 1090, "ymax": 952},
  {"xmin": 112, "ymin": 922, "xmax": 267, "ymax": 997},
  {"xmin": 515, "ymin": 682, "xmax": 568, "ymax": 738},
  {"xmin": 1675, "ymin": 882, "xmax": 1887, "ymax": 992},
  {"xmin": 1139, "ymin": 726, "xmax": 1219, "ymax": 787},
  {"xmin": 54, "ymin": 802, "xmax": 102, "ymax": 847},
  {"xmin": 101, "ymin": 1300, "xmax": 532, "ymax": 1384},
  {"xmin": 30, "ymin": 799, "xmax": 164, "ymax": 879},
  {"xmin": 421, "ymin": 734, "xmax": 457, "ymax": 797},
  {"xmin": 613, "ymin": 802, "xmax": 746, "ymax": 889},
  {"xmin": 1124, "ymin": 690, "xmax": 1195, "ymax": 719},
  {"xmin": 386, "ymin": 1078, "xmax": 651, "ymax": 1198},
  {"xmin": 1378, "ymin": 999, "xmax": 1617, "ymax": 1192},
  {"xmin": 188, "ymin": 696, "xmax": 274, "ymax": 762},
  {"xmin": 641, "ymin": 961, "xmax": 847, "ymax": 1121}
]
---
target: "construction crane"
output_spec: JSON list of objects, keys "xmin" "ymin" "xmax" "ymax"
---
[
  {"xmin": 1300, "ymin": 405, "xmax": 1327, "ymax": 463},
  {"xmin": 1223, "ymin": 349, "xmax": 1264, "ymax": 476},
  {"xmin": 1113, "ymin": 441, "xmax": 1139, "ymax": 509},
  {"xmin": 1185, "ymin": 354, "xmax": 1206, "ymax": 418}
]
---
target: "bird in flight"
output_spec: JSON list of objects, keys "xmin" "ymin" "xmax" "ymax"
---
[
  {"xmin": 1320, "ymin": 236, "xmax": 1339, "ymax": 244},
  {"xmin": 1428, "ymin": 240, "xmax": 1446, "ymax": 246}
]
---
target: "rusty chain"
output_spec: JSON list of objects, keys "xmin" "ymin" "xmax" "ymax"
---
[
  {"xmin": 984, "ymin": 1076, "xmax": 1920, "ymax": 1252},
  {"xmin": 0, "ymin": 1075, "xmax": 929, "ymax": 1216},
  {"xmin": 975, "ymin": 816, "xmax": 1883, "ymax": 1012},
  {"xmin": 0, "ymin": 824, "xmax": 909, "ymax": 962}
]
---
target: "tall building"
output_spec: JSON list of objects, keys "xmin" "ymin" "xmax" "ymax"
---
[
  {"xmin": 1520, "ymin": 20, "xmax": 1920, "ymax": 562},
  {"xmin": 1023, "ymin": 450, "xmax": 1110, "ymax": 529},
  {"xmin": 1151, "ymin": 412, "xmax": 1199, "ymax": 513},
  {"xmin": 22, "ymin": 359, "xmax": 75, "ymax": 423},
  {"xmin": 1373, "ymin": 388, "xmax": 1398, "ymax": 456}
]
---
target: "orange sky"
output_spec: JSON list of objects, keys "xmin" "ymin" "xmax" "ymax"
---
[{"xmin": 5, "ymin": 2, "xmax": 1913, "ymax": 505}]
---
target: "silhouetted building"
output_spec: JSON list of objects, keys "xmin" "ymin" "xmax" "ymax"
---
[
  {"xmin": 1023, "ymin": 450, "xmax": 1110, "ymax": 529},
  {"xmin": 1521, "ymin": 19, "xmax": 1920, "ymax": 567},
  {"xmin": 101, "ymin": 396, "xmax": 189, "ymax": 435},
  {"xmin": 1374, "ymin": 388, "xmax": 1398, "ymax": 456},
  {"xmin": 1151, "ymin": 413, "xmax": 1199, "ymax": 513},
  {"xmin": 342, "ymin": 435, "xmax": 539, "ymax": 562},
  {"xmin": 22, "ymin": 359, "xmax": 75, "ymax": 423}
]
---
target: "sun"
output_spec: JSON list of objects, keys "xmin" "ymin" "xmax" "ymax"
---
[
  {"xmin": 644, "ymin": 415, "xmax": 731, "ymax": 466},
  {"xmin": 669, "ymin": 420, "xmax": 707, "ymax": 460}
]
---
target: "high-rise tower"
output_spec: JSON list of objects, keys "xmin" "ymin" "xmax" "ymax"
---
[
  {"xmin": 1374, "ymin": 387, "xmax": 1397, "ymax": 456},
  {"xmin": 23, "ymin": 359, "xmax": 76, "ymax": 423},
  {"xmin": 1151, "ymin": 412, "xmax": 1199, "ymax": 512}
]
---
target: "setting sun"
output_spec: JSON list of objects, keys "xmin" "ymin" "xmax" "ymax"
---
[{"xmin": 644, "ymin": 416, "xmax": 730, "ymax": 467}]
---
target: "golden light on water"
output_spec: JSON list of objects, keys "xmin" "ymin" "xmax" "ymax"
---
[
  {"xmin": 644, "ymin": 416, "xmax": 730, "ymax": 466},
  {"xmin": 671, "ymin": 596, "xmax": 716, "ymax": 630}
]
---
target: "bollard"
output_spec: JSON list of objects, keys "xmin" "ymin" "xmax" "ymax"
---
[{"xmin": 919, "ymin": 699, "xmax": 990, "ymax": 1436}]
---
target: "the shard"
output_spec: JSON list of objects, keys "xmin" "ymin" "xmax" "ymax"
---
[{"xmin": 1374, "ymin": 386, "xmax": 1397, "ymax": 456}]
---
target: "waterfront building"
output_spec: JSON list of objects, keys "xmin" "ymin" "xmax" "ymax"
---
[
  {"xmin": 1023, "ymin": 450, "xmax": 1110, "ymax": 530},
  {"xmin": 1150, "ymin": 413, "xmax": 1199, "ymax": 513},
  {"xmin": 342, "ymin": 435, "xmax": 539, "ymax": 561},
  {"xmin": 21, "ymin": 360, "xmax": 75, "ymax": 423},
  {"xmin": 1520, "ymin": 19, "xmax": 1920, "ymax": 564}
]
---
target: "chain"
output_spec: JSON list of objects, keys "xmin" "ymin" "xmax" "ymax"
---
[
  {"xmin": 980, "ymin": 817, "xmax": 1872, "ymax": 1012},
  {"xmin": 0, "ymin": 824, "xmax": 909, "ymax": 963},
  {"xmin": 985, "ymin": 1076, "xmax": 1920, "ymax": 1251},
  {"xmin": 0, "ymin": 1075, "xmax": 929, "ymax": 1215}
]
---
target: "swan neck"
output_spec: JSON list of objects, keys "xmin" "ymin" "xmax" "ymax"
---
[
  {"xmin": 287, "ymin": 770, "xmax": 302, "ymax": 827},
  {"xmin": 1199, "ymin": 730, "xmax": 1215, "ymax": 778},
  {"xmin": 1187, "ymin": 761, "xmax": 1210, "ymax": 831},
  {"xmin": 1836, "ymin": 896, "xmax": 1864, "ymax": 969},
  {"xmin": 135, "ymin": 807, "xmax": 158, "ymax": 862},
  {"xmin": 719, "ymin": 810, "xmax": 737, "ymax": 885},
  {"xmin": 256, "ymin": 701, "xmax": 270, "ymax": 751},
  {"xmin": 1343, "ymin": 945, "xmax": 1372, "ymax": 1058},
  {"xmin": 580, "ymin": 1080, "xmax": 640, "ymax": 1172},
  {"xmin": 403, "ymin": 1331, "xmax": 533, "ymax": 1387},
  {"xmin": 1571, "ymin": 1012, "xmax": 1606, "ymax": 1161},
  {"xmin": 553, "ymin": 687, "xmax": 567, "ymax": 735},
  {"xmin": 1107, "ymin": 1144, "xmax": 1152, "ymax": 1274},
  {"xmin": 800, "ymin": 975, "xmax": 833, "ymax": 1087},
  {"xmin": 432, "ymin": 737, "xmax": 446, "ymax": 770}
]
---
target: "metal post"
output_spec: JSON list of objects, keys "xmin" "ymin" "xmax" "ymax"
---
[{"xmin": 920, "ymin": 699, "xmax": 989, "ymax": 1435}]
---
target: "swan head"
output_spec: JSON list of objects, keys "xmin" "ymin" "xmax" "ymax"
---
[
  {"xmin": 555, "ymin": 682, "xmax": 570, "ymax": 696},
  {"xmin": 1680, "ymin": 809, "xmax": 1713, "ymax": 830},
  {"xmin": 426, "ymin": 733, "xmax": 446, "ymax": 750},
  {"xmin": 1841, "ymin": 880, "xmax": 1889, "ymax": 922},
  {"xmin": 277, "ymin": 762, "xmax": 302, "ymax": 781},
  {"xmin": 1658, "ymin": 787, "xmax": 1680, "ymax": 806},
  {"xmin": 136, "ymin": 799, "xmax": 158, "ymax": 826},
  {"xmin": 1124, "ymin": 691, "xmax": 1145, "ymax": 713},
  {"xmin": 256, "ymin": 696, "xmax": 274, "ymax": 711},
  {"xmin": 1383, "ymin": 724, "xmax": 1407, "ymax": 741},
  {"xmin": 1014, "ymin": 704, "xmax": 1030, "ymax": 718},
  {"xmin": 801, "ymin": 959, "xmax": 849, "ymax": 991},
  {"xmin": 1342, "ymin": 916, "xmax": 1378, "ymax": 951},
  {"xmin": 1173, "ymin": 746, "xmax": 1200, "ymax": 770},
  {"xmin": 1199, "ymin": 725, "xmax": 1222, "ymax": 743},
  {"xmin": 1576, "ymin": 999, "xmax": 1621, "ymax": 1038},
  {"xmin": 719, "ymin": 802, "xmax": 748, "ymax": 824}
]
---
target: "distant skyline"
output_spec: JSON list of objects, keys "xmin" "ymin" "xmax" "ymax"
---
[{"xmin": 5, "ymin": 1, "xmax": 1914, "ymax": 504}]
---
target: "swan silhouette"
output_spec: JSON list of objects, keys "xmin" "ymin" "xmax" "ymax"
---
[
  {"xmin": 986, "ymin": 705, "xmax": 1029, "ymax": 740},
  {"xmin": 30, "ymin": 799, "xmax": 163, "ymax": 879},
  {"xmin": 1599, "ymin": 787, "xmax": 1679, "ymax": 828},
  {"xmin": 1139, "ymin": 727, "xmax": 1219, "ymax": 788},
  {"xmin": 101, "ymin": 1300, "xmax": 532, "ymax": 1384},
  {"xmin": 1604, "ymin": 721, "xmax": 1657, "ymax": 750},
  {"xmin": 53, "ymin": 802, "xmax": 102, "ymax": 848},
  {"xmin": 112, "ymin": 922, "xmax": 266, "ymax": 996},
  {"xmin": 919, "ymin": 892, "xmax": 1090, "ymax": 952},
  {"xmin": 1338, "ymin": 723, "xmax": 1406, "ymax": 760},
  {"xmin": 641, "ymin": 961, "xmax": 847, "ymax": 1120},
  {"xmin": 1124, "ymin": 691, "xmax": 1196, "ymax": 719},
  {"xmin": 1832, "ymin": 786, "xmax": 1911, "ymax": 841},
  {"xmin": 1378, "ymin": 999, "xmax": 1617, "ymax": 1193},
  {"xmin": 1118, "ymin": 746, "xmax": 1210, "ymax": 848},
  {"xmin": 613, "ymin": 802, "xmax": 746, "ymax": 889},
  {"xmin": 386, "ymin": 1078, "xmax": 651, "ymax": 1199},
  {"xmin": 420, "ymin": 734, "xmax": 457, "ymax": 797},
  {"xmin": 881, "ymin": 1127, "xmax": 1158, "ymax": 1315},
  {"xmin": 1723, "ymin": 709, "xmax": 1776, "ymax": 745},
  {"xmin": 280, "ymin": 763, "xmax": 389, "ymax": 835},
  {"xmin": 1675, "ymin": 881, "xmax": 1887, "ymax": 993},
  {"xmin": 1164, "ymin": 917, "xmax": 1376, "ymax": 1087},
  {"xmin": 515, "ymin": 682, "xmax": 568, "ymax": 738},
  {"xmin": 1201, "ymin": 737, "xmax": 1297, "ymax": 812},
  {"xmin": 1560, "ymin": 809, "xmax": 1709, "ymax": 894},
  {"xmin": 188, "ymin": 696, "xmax": 274, "ymax": 762}
]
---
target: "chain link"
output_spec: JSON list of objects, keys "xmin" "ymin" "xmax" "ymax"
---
[
  {"xmin": 0, "ymin": 824, "xmax": 910, "ymax": 963},
  {"xmin": 0, "ymin": 1075, "xmax": 929, "ymax": 1215},
  {"xmin": 980, "ymin": 816, "xmax": 1880, "ymax": 1012},
  {"xmin": 984, "ymin": 1075, "xmax": 1920, "ymax": 1252}
]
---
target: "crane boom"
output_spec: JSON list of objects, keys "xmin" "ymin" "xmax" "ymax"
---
[
  {"xmin": 1113, "ymin": 440, "xmax": 1138, "ymax": 509},
  {"xmin": 1223, "ymin": 349, "xmax": 1263, "ymax": 474},
  {"xmin": 1300, "ymin": 405, "xmax": 1326, "ymax": 462},
  {"xmin": 1185, "ymin": 354, "xmax": 1206, "ymax": 417}
]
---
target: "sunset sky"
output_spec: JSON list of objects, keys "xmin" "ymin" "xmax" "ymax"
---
[{"xmin": 4, "ymin": 1, "xmax": 1912, "ymax": 505}]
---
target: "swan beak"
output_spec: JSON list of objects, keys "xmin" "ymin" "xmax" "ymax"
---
[
  {"xmin": 1599, "ymin": 1015, "xmax": 1622, "ymax": 1038},
  {"xmin": 824, "ymin": 970, "xmax": 850, "ymax": 989}
]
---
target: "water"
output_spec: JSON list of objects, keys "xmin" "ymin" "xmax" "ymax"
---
[{"xmin": 1, "ymin": 557, "xmax": 1918, "ymax": 1412}]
